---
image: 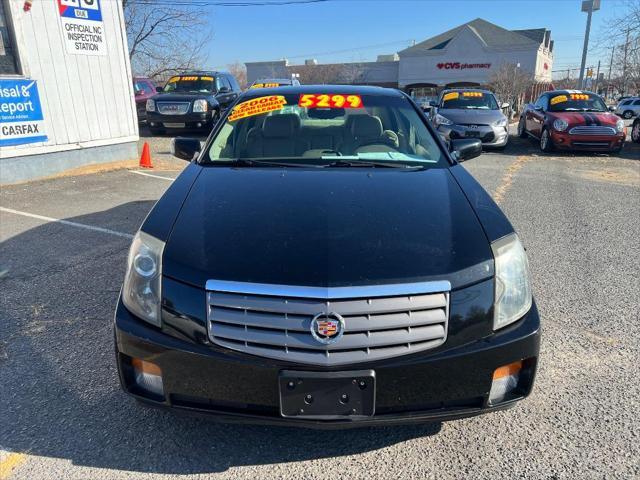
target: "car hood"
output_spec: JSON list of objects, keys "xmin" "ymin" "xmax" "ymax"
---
[
  {"xmin": 162, "ymin": 167, "xmax": 494, "ymax": 290},
  {"xmin": 154, "ymin": 93, "xmax": 213, "ymax": 103},
  {"xmin": 438, "ymin": 109, "xmax": 505, "ymax": 125},
  {"xmin": 548, "ymin": 111, "xmax": 620, "ymax": 127}
]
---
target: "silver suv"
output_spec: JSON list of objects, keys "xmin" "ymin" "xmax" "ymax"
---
[{"xmin": 616, "ymin": 97, "xmax": 640, "ymax": 119}]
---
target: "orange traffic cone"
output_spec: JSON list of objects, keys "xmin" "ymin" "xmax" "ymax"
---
[{"xmin": 139, "ymin": 142, "xmax": 153, "ymax": 168}]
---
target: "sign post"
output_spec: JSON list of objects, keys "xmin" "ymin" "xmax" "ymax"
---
[{"xmin": 57, "ymin": 0, "xmax": 107, "ymax": 56}]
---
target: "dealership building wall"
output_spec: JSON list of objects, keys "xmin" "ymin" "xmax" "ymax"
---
[
  {"xmin": 246, "ymin": 18, "xmax": 553, "ymax": 97},
  {"xmin": 0, "ymin": 0, "xmax": 138, "ymax": 184}
]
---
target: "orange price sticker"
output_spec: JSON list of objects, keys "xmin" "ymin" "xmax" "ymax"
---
[
  {"xmin": 570, "ymin": 94, "xmax": 589, "ymax": 101},
  {"xmin": 462, "ymin": 92, "xmax": 483, "ymax": 97},
  {"xmin": 298, "ymin": 94, "xmax": 364, "ymax": 108},
  {"xmin": 443, "ymin": 92, "xmax": 459, "ymax": 101},
  {"xmin": 251, "ymin": 83, "xmax": 280, "ymax": 89},
  {"xmin": 228, "ymin": 95, "xmax": 287, "ymax": 122}
]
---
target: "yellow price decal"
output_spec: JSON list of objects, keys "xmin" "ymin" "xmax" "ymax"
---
[
  {"xmin": 298, "ymin": 94, "xmax": 363, "ymax": 108},
  {"xmin": 168, "ymin": 76, "xmax": 179, "ymax": 83},
  {"xmin": 550, "ymin": 95, "xmax": 568, "ymax": 105},
  {"xmin": 228, "ymin": 95, "xmax": 287, "ymax": 122},
  {"xmin": 251, "ymin": 83, "xmax": 280, "ymax": 89},
  {"xmin": 570, "ymin": 93, "xmax": 589, "ymax": 101},
  {"xmin": 443, "ymin": 92, "xmax": 459, "ymax": 101},
  {"xmin": 179, "ymin": 76, "xmax": 198, "ymax": 81},
  {"xmin": 201, "ymin": 76, "xmax": 214, "ymax": 81},
  {"xmin": 462, "ymin": 92, "xmax": 483, "ymax": 97}
]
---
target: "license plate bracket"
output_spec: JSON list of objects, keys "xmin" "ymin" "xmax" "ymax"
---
[
  {"xmin": 279, "ymin": 370, "xmax": 375, "ymax": 419},
  {"xmin": 163, "ymin": 123, "xmax": 186, "ymax": 128}
]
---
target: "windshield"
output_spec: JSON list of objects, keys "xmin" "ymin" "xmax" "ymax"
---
[
  {"xmin": 440, "ymin": 91, "xmax": 498, "ymax": 110},
  {"xmin": 251, "ymin": 80, "xmax": 291, "ymax": 89},
  {"xmin": 164, "ymin": 75, "xmax": 215, "ymax": 93},
  {"xmin": 204, "ymin": 93, "xmax": 446, "ymax": 167},
  {"xmin": 549, "ymin": 93, "xmax": 607, "ymax": 112}
]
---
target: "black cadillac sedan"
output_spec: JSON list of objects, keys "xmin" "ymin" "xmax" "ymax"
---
[{"xmin": 115, "ymin": 85, "xmax": 540, "ymax": 428}]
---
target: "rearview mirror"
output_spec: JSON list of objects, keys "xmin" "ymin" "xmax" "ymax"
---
[
  {"xmin": 171, "ymin": 137, "xmax": 201, "ymax": 161},
  {"xmin": 501, "ymin": 102, "xmax": 510, "ymax": 109},
  {"xmin": 450, "ymin": 139, "xmax": 482, "ymax": 162}
]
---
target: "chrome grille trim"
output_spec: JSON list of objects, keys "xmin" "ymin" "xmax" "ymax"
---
[
  {"xmin": 568, "ymin": 126, "xmax": 616, "ymax": 136},
  {"xmin": 206, "ymin": 280, "xmax": 450, "ymax": 366},
  {"xmin": 157, "ymin": 102, "xmax": 190, "ymax": 115}
]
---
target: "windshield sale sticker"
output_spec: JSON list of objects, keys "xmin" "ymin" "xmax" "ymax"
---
[
  {"xmin": 298, "ymin": 94, "xmax": 363, "ymax": 108},
  {"xmin": 462, "ymin": 92, "xmax": 483, "ymax": 97},
  {"xmin": 228, "ymin": 95, "xmax": 287, "ymax": 122},
  {"xmin": 443, "ymin": 92, "xmax": 459, "ymax": 101},
  {"xmin": 550, "ymin": 95, "xmax": 568, "ymax": 106},
  {"xmin": 57, "ymin": 0, "xmax": 107, "ymax": 56},
  {"xmin": 0, "ymin": 79, "xmax": 48, "ymax": 147},
  {"xmin": 251, "ymin": 83, "xmax": 280, "ymax": 89}
]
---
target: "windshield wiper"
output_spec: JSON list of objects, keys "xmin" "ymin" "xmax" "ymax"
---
[
  {"xmin": 325, "ymin": 159, "xmax": 421, "ymax": 169},
  {"xmin": 213, "ymin": 158, "xmax": 316, "ymax": 168}
]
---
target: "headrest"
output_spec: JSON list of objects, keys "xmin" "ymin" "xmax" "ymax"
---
[
  {"xmin": 350, "ymin": 115, "xmax": 383, "ymax": 138},
  {"xmin": 262, "ymin": 114, "xmax": 300, "ymax": 138}
]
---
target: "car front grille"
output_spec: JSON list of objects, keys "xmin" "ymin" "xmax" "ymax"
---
[
  {"xmin": 206, "ymin": 280, "xmax": 450, "ymax": 366},
  {"xmin": 157, "ymin": 102, "xmax": 190, "ymax": 115},
  {"xmin": 568, "ymin": 126, "xmax": 616, "ymax": 136}
]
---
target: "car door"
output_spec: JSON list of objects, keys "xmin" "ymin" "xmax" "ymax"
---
[
  {"xmin": 632, "ymin": 99, "xmax": 640, "ymax": 116},
  {"xmin": 214, "ymin": 75, "xmax": 238, "ymax": 111},
  {"xmin": 527, "ymin": 94, "xmax": 547, "ymax": 138}
]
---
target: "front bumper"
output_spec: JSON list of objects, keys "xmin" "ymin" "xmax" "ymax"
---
[
  {"xmin": 437, "ymin": 124, "xmax": 509, "ymax": 148},
  {"xmin": 550, "ymin": 130, "xmax": 625, "ymax": 151},
  {"xmin": 114, "ymin": 298, "xmax": 540, "ymax": 428},
  {"xmin": 147, "ymin": 111, "xmax": 214, "ymax": 130}
]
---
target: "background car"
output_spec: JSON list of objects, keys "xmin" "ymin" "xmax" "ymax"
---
[
  {"xmin": 132, "ymin": 77, "xmax": 157, "ymax": 123},
  {"xmin": 146, "ymin": 71, "xmax": 242, "ymax": 135},
  {"xmin": 632, "ymin": 117, "xmax": 640, "ymax": 143},
  {"xmin": 615, "ymin": 97, "xmax": 640, "ymax": 119},
  {"xmin": 430, "ymin": 88, "xmax": 510, "ymax": 150},
  {"xmin": 249, "ymin": 77, "xmax": 301, "ymax": 89},
  {"xmin": 518, "ymin": 90, "xmax": 626, "ymax": 153}
]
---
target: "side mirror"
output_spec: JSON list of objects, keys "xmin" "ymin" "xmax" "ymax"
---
[
  {"xmin": 501, "ymin": 102, "xmax": 510, "ymax": 109},
  {"xmin": 156, "ymin": 86, "xmax": 164, "ymax": 93},
  {"xmin": 450, "ymin": 139, "xmax": 482, "ymax": 162},
  {"xmin": 218, "ymin": 86, "xmax": 230, "ymax": 93},
  {"xmin": 534, "ymin": 105, "xmax": 543, "ymax": 112},
  {"xmin": 608, "ymin": 105, "xmax": 616, "ymax": 112},
  {"xmin": 171, "ymin": 137, "xmax": 201, "ymax": 161},
  {"xmin": 429, "ymin": 101, "xmax": 438, "ymax": 107}
]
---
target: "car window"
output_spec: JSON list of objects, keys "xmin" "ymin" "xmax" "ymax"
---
[
  {"xmin": 534, "ymin": 95, "xmax": 546, "ymax": 109},
  {"xmin": 164, "ymin": 75, "xmax": 215, "ymax": 93},
  {"xmin": 440, "ymin": 91, "xmax": 498, "ymax": 110},
  {"xmin": 204, "ymin": 93, "xmax": 446, "ymax": 167},
  {"xmin": 134, "ymin": 81, "xmax": 154, "ymax": 95},
  {"xmin": 548, "ymin": 93, "xmax": 607, "ymax": 112},
  {"xmin": 633, "ymin": 100, "xmax": 640, "ymax": 106},
  {"xmin": 621, "ymin": 100, "xmax": 632, "ymax": 105}
]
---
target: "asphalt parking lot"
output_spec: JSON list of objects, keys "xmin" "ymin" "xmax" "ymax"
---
[{"xmin": 1, "ymin": 127, "xmax": 639, "ymax": 479}]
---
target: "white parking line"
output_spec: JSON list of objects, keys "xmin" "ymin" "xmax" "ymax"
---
[
  {"xmin": 0, "ymin": 207, "xmax": 133, "ymax": 239},
  {"xmin": 129, "ymin": 170, "xmax": 174, "ymax": 181}
]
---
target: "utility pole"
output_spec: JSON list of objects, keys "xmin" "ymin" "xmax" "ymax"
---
[
  {"xmin": 621, "ymin": 28, "xmax": 630, "ymax": 96},
  {"xmin": 607, "ymin": 46, "xmax": 615, "ymax": 100},
  {"xmin": 594, "ymin": 60, "xmax": 601, "ymax": 93},
  {"xmin": 578, "ymin": 0, "xmax": 600, "ymax": 89}
]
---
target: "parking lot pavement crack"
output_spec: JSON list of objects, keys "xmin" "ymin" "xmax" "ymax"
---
[{"xmin": 493, "ymin": 155, "xmax": 531, "ymax": 205}]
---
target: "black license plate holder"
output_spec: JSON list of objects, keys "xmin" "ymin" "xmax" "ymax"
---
[
  {"xmin": 279, "ymin": 370, "xmax": 375, "ymax": 419},
  {"xmin": 465, "ymin": 130, "xmax": 481, "ymax": 137}
]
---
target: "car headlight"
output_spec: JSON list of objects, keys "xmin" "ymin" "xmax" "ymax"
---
[
  {"xmin": 553, "ymin": 118, "xmax": 568, "ymax": 132},
  {"xmin": 616, "ymin": 119, "xmax": 625, "ymax": 133},
  {"xmin": 493, "ymin": 117, "xmax": 508, "ymax": 128},
  {"xmin": 434, "ymin": 113, "xmax": 453, "ymax": 126},
  {"xmin": 193, "ymin": 99, "xmax": 208, "ymax": 113},
  {"xmin": 122, "ymin": 231, "xmax": 165, "ymax": 327},
  {"xmin": 146, "ymin": 99, "xmax": 156, "ymax": 112},
  {"xmin": 492, "ymin": 233, "xmax": 532, "ymax": 330}
]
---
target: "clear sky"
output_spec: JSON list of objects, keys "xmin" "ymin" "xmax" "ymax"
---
[{"xmin": 201, "ymin": 0, "xmax": 628, "ymax": 78}]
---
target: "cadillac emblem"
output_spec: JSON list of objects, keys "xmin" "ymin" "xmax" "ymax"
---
[{"xmin": 310, "ymin": 312, "xmax": 345, "ymax": 345}]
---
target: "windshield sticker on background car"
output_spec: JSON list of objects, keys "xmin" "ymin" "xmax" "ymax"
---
[
  {"xmin": 251, "ymin": 83, "xmax": 280, "ymax": 89},
  {"xmin": 298, "ymin": 94, "xmax": 363, "ymax": 108},
  {"xmin": 443, "ymin": 92, "xmax": 459, "ymax": 102},
  {"xmin": 569, "ymin": 93, "xmax": 589, "ymax": 101},
  {"xmin": 550, "ymin": 95, "xmax": 568, "ymax": 106},
  {"xmin": 462, "ymin": 92, "xmax": 483, "ymax": 97},
  {"xmin": 228, "ymin": 95, "xmax": 287, "ymax": 122}
]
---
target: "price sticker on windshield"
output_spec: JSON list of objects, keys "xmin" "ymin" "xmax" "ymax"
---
[
  {"xmin": 251, "ymin": 83, "xmax": 280, "ymax": 89},
  {"xmin": 570, "ymin": 93, "xmax": 589, "ymax": 101},
  {"xmin": 298, "ymin": 94, "xmax": 364, "ymax": 108},
  {"xmin": 462, "ymin": 92, "xmax": 483, "ymax": 97},
  {"xmin": 550, "ymin": 95, "xmax": 568, "ymax": 106},
  {"xmin": 228, "ymin": 95, "xmax": 287, "ymax": 122},
  {"xmin": 443, "ymin": 92, "xmax": 459, "ymax": 101}
]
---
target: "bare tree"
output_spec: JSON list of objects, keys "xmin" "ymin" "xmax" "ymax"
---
[
  {"xmin": 227, "ymin": 62, "xmax": 247, "ymax": 89},
  {"xmin": 123, "ymin": 0, "xmax": 210, "ymax": 79},
  {"xmin": 488, "ymin": 63, "xmax": 534, "ymax": 117}
]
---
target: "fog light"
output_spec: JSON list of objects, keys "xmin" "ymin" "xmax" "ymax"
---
[
  {"xmin": 150, "ymin": 122, "xmax": 156, "ymax": 127},
  {"xmin": 196, "ymin": 122, "xmax": 202, "ymax": 128},
  {"xmin": 132, "ymin": 358, "xmax": 164, "ymax": 397},
  {"xmin": 489, "ymin": 360, "xmax": 522, "ymax": 405}
]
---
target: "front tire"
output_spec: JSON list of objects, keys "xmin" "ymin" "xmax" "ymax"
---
[
  {"xmin": 623, "ymin": 110, "xmax": 634, "ymax": 119},
  {"xmin": 632, "ymin": 121, "xmax": 640, "ymax": 143},
  {"xmin": 517, "ymin": 117, "xmax": 528, "ymax": 138},
  {"xmin": 540, "ymin": 128, "xmax": 554, "ymax": 153}
]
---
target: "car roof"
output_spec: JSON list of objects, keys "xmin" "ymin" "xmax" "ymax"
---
[
  {"xmin": 174, "ymin": 71, "xmax": 220, "ymax": 77},
  {"xmin": 545, "ymin": 90, "xmax": 599, "ymax": 96},
  {"xmin": 240, "ymin": 84, "xmax": 403, "ymax": 99},
  {"xmin": 254, "ymin": 78, "xmax": 293, "ymax": 84},
  {"xmin": 441, "ymin": 88, "xmax": 494, "ymax": 94}
]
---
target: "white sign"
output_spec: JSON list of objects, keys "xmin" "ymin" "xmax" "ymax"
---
[{"xmin": 57, "ymin": 0, "xmax": 107, "ymax": 56}]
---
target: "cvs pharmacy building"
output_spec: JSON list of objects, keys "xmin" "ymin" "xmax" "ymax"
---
[{"xmin": 0, "ymin": 0, "xmax": 138, "ymax": 184}]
